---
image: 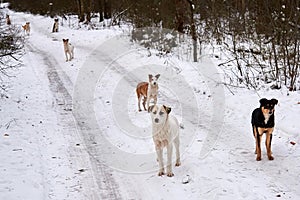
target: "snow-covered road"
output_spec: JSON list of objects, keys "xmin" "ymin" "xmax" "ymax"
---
[{"xmin": 1, "ymin": 9, "xmax": 300, "ymax": 200}]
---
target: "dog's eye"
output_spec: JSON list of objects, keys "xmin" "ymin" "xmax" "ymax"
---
[
  {"xmin": 159, "ymin": 111, "xmax": 164, "ymax": 115},
  {"xmin": 153, "ymin": 111, "xmax": 157, "ymax": 114}
]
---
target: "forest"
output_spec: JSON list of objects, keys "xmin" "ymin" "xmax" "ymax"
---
[{"xmin": 6, "ymin": 0, "xmax": 300, "ymax": 90}]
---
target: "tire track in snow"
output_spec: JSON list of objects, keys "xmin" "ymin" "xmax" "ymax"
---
[{"xmin": 25, "ymin": 40, "xmax": 122, "ymax": 199}]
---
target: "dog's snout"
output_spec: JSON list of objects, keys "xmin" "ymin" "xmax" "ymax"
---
[
  {"xmin": 154, "ymin": 118, "xmax": 159, "ymax": 123},
  {"xmin": 153, "ymin": 82, "xmax": 156, "ymax": 85}
]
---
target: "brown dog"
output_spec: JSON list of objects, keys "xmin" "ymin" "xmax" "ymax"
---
[
  {"xmin": 22, "ymin": 22, "xmax": 30, "ymax": 35},
  {"xmin": 136, "ymin": 74, "xmax": 160, "ymax": 111},
  {"xmin": 251, "ymin": 98, "xmax": 278, "ymax": 161},
  {"xmin": 6, "ymin": 14, "xmax": 11, "ymax": 25}
]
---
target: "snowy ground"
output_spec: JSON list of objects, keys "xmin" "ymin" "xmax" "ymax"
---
[{"xmin": 1, "ymin": 7, "xmax": 300, "ymax": 200}]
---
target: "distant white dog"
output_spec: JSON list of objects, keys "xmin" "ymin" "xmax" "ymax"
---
[
  {"xmin": 62, "ymin": 39, "xmax": 74, "ymax": 61},
  {"xmin": 148, "ymin": 104, "xmax": 181, "ymax": 177}
]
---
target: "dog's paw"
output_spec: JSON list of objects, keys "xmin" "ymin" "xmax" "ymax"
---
[
  {"xmin": 175, "ymin": 162, "xmax": 181, "ymax": 167},
  {"xmin": 158, "ymin": 171, "xmax": 164, "ymax": 176},
  {"xmin": 268, "ymin": 155, "xmax": 274, "ymax": 160},
  {"xmin": 256, "ymin": 156, "xmax": 261, "ymax": 161},
  {"xmin": 166, "ymin": 172, "xmax": 174, "ymax": 177}
]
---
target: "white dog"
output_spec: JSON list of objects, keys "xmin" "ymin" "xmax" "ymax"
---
[
  {"xmin": 148, "ymin": 104, "xmax": 181, "ymax": 177},
  {"xmin": 136, "ymin": 74, "xmax": 160, "ymax": 111},
  {"xmin": 62, "ymin": 39, "xmax": 74, "ymax": 62}
]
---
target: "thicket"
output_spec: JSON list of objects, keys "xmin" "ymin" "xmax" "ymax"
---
[{"xmin": 7, "ymin": 0, "xmax": 300, "ymax": 90}]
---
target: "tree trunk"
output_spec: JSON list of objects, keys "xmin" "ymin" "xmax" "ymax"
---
[
  {"xmin": 187, "ymin": 0, "xmax": 197, "ymax": 62},
  {"xmin": 99, "ymin": 0, "xmax": 104, "ymax": 22},
  {"xmin": 104, "ymin": 0, "xmax": 111, "ymax": 19},
  {"xmin": 77, "ymin": 0, "xmax": 85, "ymax": 22}
]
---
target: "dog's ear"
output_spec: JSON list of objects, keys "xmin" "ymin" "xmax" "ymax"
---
[
  {"xmin": 259, "ymin": 98, "xmax": 267, "ymax": 106},
  {"xmin": 163, "ymin": 105, "xmax": 171, "ymax": 114},
  {"xmin": 148, "ymin": 105, "xmax": 154, "ymax": 113},
  {"xmin": 63, "ymin": 39, "xmax": 66, "ymax": 42},
  {"xmin": 148, "ymin": 74, "xmax": 153, "ymax": 81},
  {"xmin": 155, "ymin": 74, "xmax": 160, "ymax": 79},
  {"xmin": 271, "ymin": 98, "xmax": 278, "ymax": 105}
]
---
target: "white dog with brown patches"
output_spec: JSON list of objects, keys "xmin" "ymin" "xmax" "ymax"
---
[
  {"xmin": 62, "ymin": 39, "xmax": 74, "ymax": 62},
  {"xmin": 136, "ymin": 74, "xmax": 160, "ymax": 111},
  {"xmin": 22, "ymin": 22, "xmax": 30, "ymax": 35},
  {"xmin": 148, "ymin": 104, "xmax": 181, "ymax": 177}
]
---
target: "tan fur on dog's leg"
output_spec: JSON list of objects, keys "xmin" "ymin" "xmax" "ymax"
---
[
  {"xmin": 256, "ymin": 128, "xmax": 263, "ymax": 161},
  {"xmin": 266, "ymin": 128, "xmax": 274, "ymax": 160}
]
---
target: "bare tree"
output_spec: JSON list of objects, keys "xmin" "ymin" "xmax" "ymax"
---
[{"xmin": 0, "ymin": 13, "xmax": 24, "ymax": 92}]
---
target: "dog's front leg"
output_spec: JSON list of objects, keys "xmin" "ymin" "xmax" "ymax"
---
[
  {"xmin": 156, "ymin": 147, "xmax": 164, "ymax": 176},
  {"xmin": 266, "ymin": 129, "xmax": 274, "ymax": 160},
  {"xmin": 166, "ymin": 144, "xmax": 174, "ymax": 177},
  {"xmin": 256, "ymin": 127, "xmax": 263, "ymax": 161}
]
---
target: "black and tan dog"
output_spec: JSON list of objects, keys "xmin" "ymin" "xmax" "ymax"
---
[
  {"xmin": 52, "ymin": 18, "xmax": 59, "ymax": 32},
  {"xmin": 251, "ymin": 98, "xmax": 278, "ymax": 161}
]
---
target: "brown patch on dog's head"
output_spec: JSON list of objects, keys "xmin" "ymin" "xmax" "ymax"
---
[
  {"xmin": 163, "ymin": 105, "xmax": 171, "ymax": 114},
  {"xmin": 148, "ymin": 74, "xmax": 153, "ymax": 82},
  {"xmin": 260, "ymin": 98, "xmax": 278, "ymax": 115},
  {"xmin": 149, "ymin": 105, "xmax": 171, "ymax": 125}
]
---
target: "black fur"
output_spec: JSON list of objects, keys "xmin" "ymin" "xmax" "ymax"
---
[
  {"xmin": 251, "ymin": 108, "xmax": 275, "ymax": 128},
  {"xmin": 251, "ymin": 98, "xmax": 278, "ymax": 128},
  {"xmin": 251, "ymin": 98, "xmax": 278, "ymax": 161}
]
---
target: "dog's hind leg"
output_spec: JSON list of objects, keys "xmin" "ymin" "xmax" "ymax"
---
[
  {"xmin": 142, "ymin": 97, "xmax": 147, "ymax": 111},
  {"xmin": 65, "ymin": 52, "xmax": 69, "ymax": 62},
  {"xmin": 146, "ymin": 95, "xmax": 151, "ymax": 111},
  {"xmin": 71, "ymin": 49, "xmax": 74, "ymax": 59},
  {"xmin": 174, "ymin": 136, "xmax": 181, "ymax": 167},
  {"xmin": 137, "ymin": 91, "xmax": 142, "ymax": 111}
]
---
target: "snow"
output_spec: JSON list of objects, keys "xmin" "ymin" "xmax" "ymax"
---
[{"xmin": 1, "ymin": 7, "xmax": 300, "ymax": 200}]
